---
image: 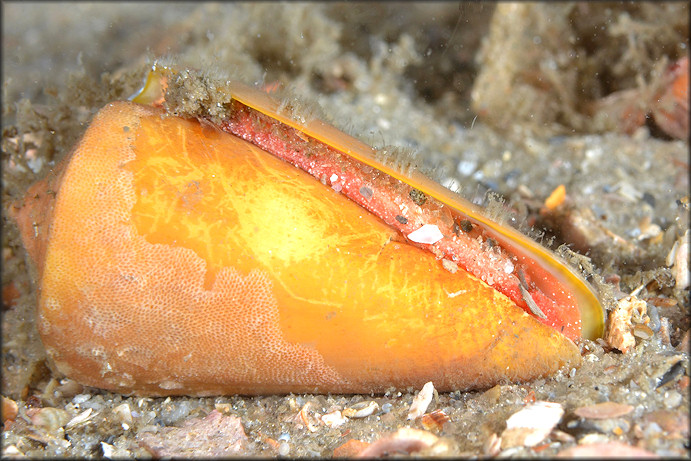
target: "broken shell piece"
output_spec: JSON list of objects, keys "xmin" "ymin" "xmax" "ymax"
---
[
  {"xmin": 65, "ymin": 408, "xmax": 94, "ymax": 429},
  {"xmin": 574, "ymin": 402, "xmax": 634, "ymax": 420},
  {"xmin": 1, "ymin": 396, "xmax": 18, "ymax": 423},
  {"xmin": 605, "ymin": 295, "xmax": 647, "ymax": 354},
  {"xmin": 483, "ymin": 433, "xmax": 502, "ymax": 457},
  {"xmin": 213, "ymin": 403, "xmax": 233, "ymax": 414},
  {"xmin": 356, "ymin": 428, "xmax": 439, "ymax": 458},
  {"xmin": 54, "ymin": 379, "xmax": 84, "ymax": 400},
  {"xmin": 544, "ymin": 184, "xmax": 566, "ymax": 211},
  {"xmin": 633, "ymin": 324, "xmax": 654, "ymax": 340},
  {"xmin": 333, "ymin": 439, "xmax": 371, "ymax": 458},
  {"xmin": 100, "ymin": 441, "xmax": 130, "ymax": 459},
  {"xmin": 635, "ymin": 216, "xmax": 662, "ymax": 242},
  {"xmin": 28, "ymin": 407, "xmax": 70, "ymax": 432},
  {"xmin": 676, "ymin": 330, "xmax": 690, "ymax": 353},
  {"xmin": 551, "ymin": 429, "xmax": 575, "ymax": 443},
  {"xmin": 321, "ymin": 410, "xmax": 348, "ymax": 428},
  {"xmin": 3, "ymin": 445, "xmax": 24, "ymax": 457},
  {"xmin": 407, "ymin": 224, "xmax": 444, "ymax": 244},
  {"xmin": 295, "ymin": 403, "xmax": 319, "ymax": 432},
  {"xmin": 501, "ymin": 401, "xmax": 564, "ymax": 448},
  {"xmin": 420, "ymin": 410, "xmax": 450, "ymax": 432},
  {"xmin": 343, "ymin": 401, "xmax": 379, "ymax": 419},
  {"xmin": 671, "ymin": 230, "xmax": 689, "ymax": 290},
  {"xmin": 137, "ymin": 410, "xmax": 248, "ymax": 458},
  {"xmin": 651, "ymin": 55, "xmax": 689, "ymax": 140},
  {"xmin": 407, "ymin": 381, "xmax": 435, "ymax": 420},
  {"xmin": 113, "ymin": 403, "xmax": 133, "ymax": 426}
]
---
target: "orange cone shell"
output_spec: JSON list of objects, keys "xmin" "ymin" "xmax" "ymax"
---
[{"xmin": 12, "ymin": 101, "xmax": 580, "ymax": 396}]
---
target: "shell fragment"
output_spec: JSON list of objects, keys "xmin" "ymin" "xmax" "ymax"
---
[{"xmin": 407, "ymin": 224, "xmax": 444, "ymax": 244}]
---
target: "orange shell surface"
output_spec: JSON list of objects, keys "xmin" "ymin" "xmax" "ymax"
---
[{"xmin": 12, "ymin": 101, "xmax": 580, "ymax": 396}]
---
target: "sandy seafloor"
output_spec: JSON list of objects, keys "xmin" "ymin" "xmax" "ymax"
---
[{"xmin": 1, "ymin": 2, "xmax": 689, "ymax": 458}]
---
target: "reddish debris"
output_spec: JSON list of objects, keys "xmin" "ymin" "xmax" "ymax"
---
[
  {"xmin": 651, "ymin": 56, "xmax": 689, "ymax": 140},
  {"xmin": 2, "ymin": 282, "xmax": 21, "ymax": 309},
  {"xmin": 355, "ymin": 428, "xmax": 439, "ymax": 458},
  {"xmin": 574, "ymin": 402, "xmax": 634, "ymax": 420},
  {"xmin": 420, "ymin": 410, "xmax": 450, "ymax": 433},
  {"xmin": 333, "ymin": 439, "xmax": 371, "ymax": 458},
  {"xmin": 1, "ymin": 396, "xmax": 18, "ymax": 425},
  {"xmin": 643, "ymin": 410, "xmax": 690, "ymax": 439}
]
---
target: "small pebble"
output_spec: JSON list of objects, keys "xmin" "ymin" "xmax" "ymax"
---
[
  {"xmin": 278, "ymin": 441, "xmax": 290, "ymax": 456},
  {"xmin": 663, "ymin": 390, "xmax": 682, "ymax": 409},
  {"xmin": 359, "ymin": 186, "xmax": 373, "ymax": 200},
  {"xmin": 72, "ymin": 394, "xmax": 91, "ymax": 405}
]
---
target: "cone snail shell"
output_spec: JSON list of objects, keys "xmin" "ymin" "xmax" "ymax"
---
[{"xmin": 10, "ymin": 66, "xmax": 604, "ymax": 395}]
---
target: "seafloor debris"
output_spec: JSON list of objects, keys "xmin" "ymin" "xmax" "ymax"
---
[
  {"xmin": 472, "ymin": 3, "xmax": 688, "ymax": 140},
  {"xmin": 407, "ymin": 381, "xmax": 435, "ymax": 420},
  {"xmin": 574, "ymin": 401, "xmax": 634, "ymax": 420},
  {"xmin": 333, "ymin": 438, "xmax": 371, "ymax": 458},
  {"xmin": 605, "ymin": 294, "xmax": 649, "ymax": 353},
  {"xmin": 538, "ymin": 202, "xmax": 644, "ymax": 266},
  {"xmin": 556, "ymin": 441, "xmax": 659, "ymax": 458},
  {"xmin": 650, "ymin": 56, "xmax": 689, "ymax": 140},
  {"xmin": 642, "ymin": 410, "xmax": 689, "ymax": 439},
  {"xmin": 1, "ymin": 396, "xmax": 18, "ymax": 425},
  {"xmin": 137, "ymin": 410, "xmax": 248, "ymax": 458},
  {"xmin": 293, "ymin": 402, "xmax": 319, "ymax": 432},
  {"xmin": 355, "ymin": 427, "xmax": 440, "ymax": 458},
  {"xmin": 667, "ymin": 230, "xmax": 689, "ymax": 290},
  {"xmin": 501, "ymin": 401, "xmax": 564, "ymax": 448},
  {"xmin": 320, "ymin": 409, "xmax": 347, "ymax": 428},
  {"xmin": 343, "ymin": 401, "xmax": 379, "ymax": 419},
  {"xmin": 26, "ymin": 407, "xmax": 70, "ymax": 432},
  {"xmin": 420, "ymin": 409, "xmax": 450, "ymax": 433}
]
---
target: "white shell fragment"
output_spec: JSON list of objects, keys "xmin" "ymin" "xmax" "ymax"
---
[
  {"xmin": 65, "ymin": 408, "xmax": 95, "ymax": 429},
  {"xmin": 101, "ymin": 442, "xmax": 116, "ymax": 459},
  {"xmin": 501, "ymin": 401, "xmax": 564, "ymax": 448},
  {"xmin": 28, "ymin": 407, "xmax": 70, "ymax": 431},
  {"xmin": 321, "ymin": 410, "xmax": 348, "ymax": 428},
  {"xmin": 407, "ymin": 381, "xmax": 435, "ymax": 420},
  {"xmin": 407, "ymin": 224, "xmax": 443, "ymax": 244},
  {"xmin": 113, "ymin": 403, "xmax": 133, "ymax": 426},
  {"xmin": 672, "ymin": 230, "xmax": 689, "ymax": 290},
  {"xmin": 343, "ymin": 401, "xmax": 379, "ymax": 418}
]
